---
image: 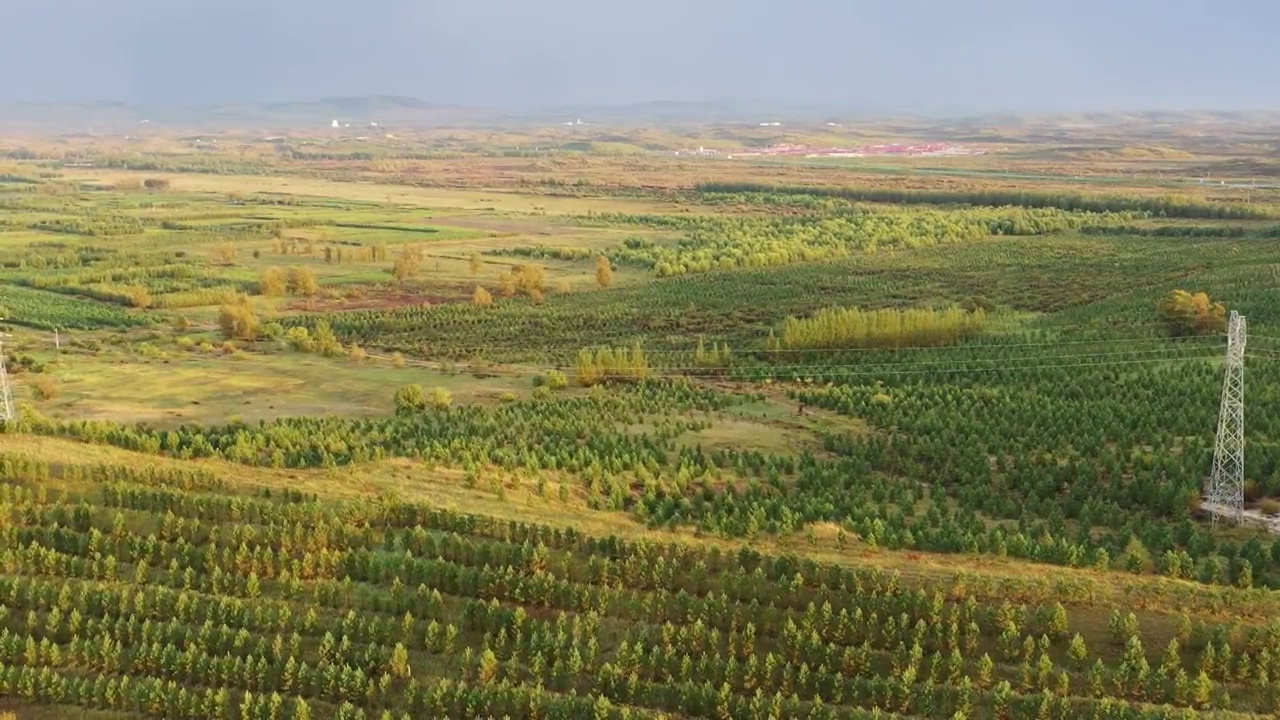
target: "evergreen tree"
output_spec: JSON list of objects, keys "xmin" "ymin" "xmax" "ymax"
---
[
  {"xmin": 1068, "ymin": 634, "xmax": 1088, "ymax": 668},
  {"xmin": 478, "ymin": 649, "xmax": 500, "ymax": 685},
  {"xmin": 1046, "ymin": 603, "xmax": 1069, "ymax": 639},
  {"xmin": 1194, "ymin": 670, "xmax": 1215, "ymax": 709},
  {"xmin": 390, "ymin": 643, "xmax": 411, "ymax": 680}
]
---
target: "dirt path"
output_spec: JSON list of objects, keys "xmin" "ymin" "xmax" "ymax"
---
[{"xmin": 1201, "ymin": 501, "xmax": 1280, "ymax": 532}]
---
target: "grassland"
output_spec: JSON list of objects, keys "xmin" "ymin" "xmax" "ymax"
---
[{"xmin": 2, "ymin": 118, "xmax": 1280, "ymax": 719}]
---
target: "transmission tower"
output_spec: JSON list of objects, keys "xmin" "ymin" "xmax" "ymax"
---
[
  {"xmin": 1206, "ymin": 311, "xmax": 1247, "ymax": 524},
  {"xmin": 0, "ymin": 336, "xmax": 14, "ymax": 425}
]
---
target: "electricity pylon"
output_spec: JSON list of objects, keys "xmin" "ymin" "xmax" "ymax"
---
[
  {"xmin": 0, "ymin": 336, "xmax": 14, "ymax": 424},
  {"xmin": 1207, "ymin": 311, "xmax": 1247, "ymax": 524}
]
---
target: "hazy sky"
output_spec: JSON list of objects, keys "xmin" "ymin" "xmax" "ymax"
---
[{"xmin": 5, "ymin": 0, "xmax": 1278, "ymax": 111}]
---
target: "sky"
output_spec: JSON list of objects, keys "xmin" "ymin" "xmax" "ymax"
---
[{"xmin": 4, "ymin": 0, "xmax": 1279, "ymax": 112}]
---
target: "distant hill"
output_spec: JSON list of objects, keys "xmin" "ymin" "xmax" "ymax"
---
[{"xmin": 0, "ymin": 97, "xmax": 1278, "ymax": 135}]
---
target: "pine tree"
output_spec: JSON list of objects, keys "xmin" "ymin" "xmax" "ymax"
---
[
  {"xmin": 1194, "ymin": 670, "xmax": 1214, "ymax": 709},
  {"xmin": 1068, "ymin": 634, "xmax": 1088, "ymax": 668},
  {"xmin": 992, "ymin": 680, "xmax": 1013, "ymax": 720},
  {"xmin": 1117, "ymin": 635, "xmax": 1150, "ymax": 699},
  {"xmin": 389, "ymin": 643, "xmax": 411, "ymax": 680},
  {"xmin": 477, "ymin": 648, "xmax": 499, "ymax": 684},
  {"xmin": 1159, "ymin": 638, "xmax": 1182, "ymax": 679},
  {"xmin": 976, "ymin": 654, "xmax": 994, "ymax": 689},
  {"xmin": 1087, "ymin": 659, "xmax": 1106, "ymax": 698},
  {"xmin": 1046, "ymin": 603, "xmax": 1068, "ymax": 639}
]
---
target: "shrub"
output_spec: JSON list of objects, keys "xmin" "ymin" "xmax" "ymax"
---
[
  {"xmin": 1261, "ymin": 498, "xmax": 1280, "ymax": 516},
  {"xmin": 261, "ymin": 322, "xmax": 284, "ymax": 340},
  {"xmin": 498, "ymin": 264, "xmax": 546, "ymax": 298},
  {"xmin": 312, "ymin": 320, "xmax": 342, "ymax": 357},
  {"xmin": 391, "ymin": 352, "xmax": 407, "ymax": 368},
  {"xmin": 545, "ymin": 370, "xmax": 569, "ymax": 390},
  {"xmin": 428, "ymin": 386, "xmax": 453, "ymax": 410},
  {"xmin": 213, "ymin": 244, "xmax": 237, "ymax": 264},
  {"xmin": 134, "ymin": 342, "xmax": 164, "ymax": 359},
  {"xmin": 32, "ymin": 376, "xmax": 57, "ymax": 400},
  {"xmin": 284, "ymin": 326, "xmax": 313, "ymax": 352},
  {"xmin": 960, "ymin": 295, "xmax": 996, "ymax": 313},
  {"xmin": 596, "ymin": 255, "xmax": 614, "ymax": 287},
  {"xmin": 394, "ymin": 384, "xmax": 427, "ymax": 414},
  {"xmin": 126, "ymin": 286, "xmax": 152, "ymax": 309}
]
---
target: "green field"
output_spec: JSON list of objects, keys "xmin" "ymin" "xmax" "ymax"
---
[{"xmin": 2, "ymin": 122, "xmax": 1280, "ymax": 719}]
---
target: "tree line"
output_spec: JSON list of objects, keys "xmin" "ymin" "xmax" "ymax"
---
[{"xmin": 695, "ymin": 183, "xmax": 1275, "ymax": 220}]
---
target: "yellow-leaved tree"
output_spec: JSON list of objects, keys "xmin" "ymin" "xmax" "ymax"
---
[
  {"xmin": 260, "ymin": 267, "xmax": 287, "ymax": 297},
  {"xmin": 576, "ymin": 342, "xmax": 651, "ymax": 386},
  {"xmin": 498, "ymin": 263, "xmax": 547, "ymax": 299},
  {"xmin": 287, "ymin": 266, "xmax": 319, "ymax": 297},
  {"xmin": 1158, "ymin": 290, "xmax": 1226, "ymax": 336},
  {"xmin": 392, "ymin": 250, "xmax": 421, "ymax": 283},
  {"xmin": 218, "ymin": 295, "xmax": 259, "ymax": 340}
]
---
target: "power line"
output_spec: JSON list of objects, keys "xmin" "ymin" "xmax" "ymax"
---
[
  {"xmin": 417, "ymin": 352, "xmax": 1218, "ymax": 381},
  {"xmin": 425, "ymin": 344, "xmax": 1218, "ymax": 374},
  {"xmin": 361, "ymin": 333, "xmax": 1223, "ymax": 357},
  {"xmin": 726, "ymin": 356, "xmax": 1215, "ymax": 381},
  {"xmin": 644, "ymin": 346, "xmax": 1220, "ymax": 373}
]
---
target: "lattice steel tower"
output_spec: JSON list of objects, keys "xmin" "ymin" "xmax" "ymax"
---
[
  {"xmin": 0, "ymin": 337, "xmax": 14, "ymax": 424},
  {"xmin": 1207, "ymin": 311, "xmax": 1247, "ymax": 524}
]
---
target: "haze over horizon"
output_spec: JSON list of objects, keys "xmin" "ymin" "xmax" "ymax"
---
[{"xmin": 5, "ymin": 0, "xmax": 1279, "ymax": 113}]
